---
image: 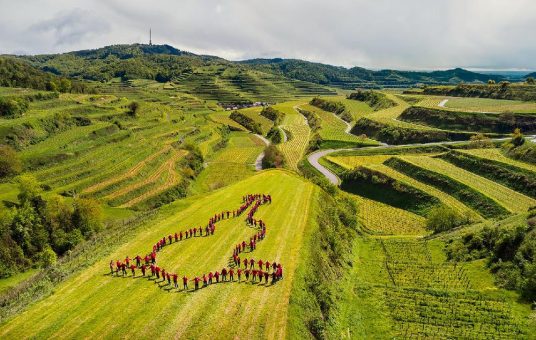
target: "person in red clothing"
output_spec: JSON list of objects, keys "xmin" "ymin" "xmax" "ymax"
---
[
  {"xmin": 151, "ymin": 252, "xmax": 156, "ymax": 264},
  {"xmin": 237, "ymin": 269, "xmax": 242, "ymax": 282},
  {"xmin": 229, "ymin": 268, "xmax": 234, "ymax": 281},
  {"xmin": 155, "ymin": 266, "xmax": 161, "ymax": 279},
  {"xmin": 121, "ymin": 263, "xmax": 127, "ymax": 276},
  {"xmin": 214, "ymin": 271, "xmax": 220, "ymax": 283},
  {"xmin": 173, "ymin": 273, "xmax": 178, "ymax": 288},
  {"xmin": 130, "ymin": 264, "xmax": 136, "ymax": 276},
  {"xmin": 194, "ymin": 277, "xmax": 200, "ymax": 290},
  {"xmin": 258, "ymin": 270, "xmax": 263, "ymax": 283},
  {"xmin": 125, "ymin": 256, "xmax": 130, "ymax": 267},
  {"xmin": 278, "ymin": 264, "xmax": 283, "ymax": 279},
  {"xmin": 161, "ymin": 269, "xmax": 166, "ymax": 282},
  {"xmin": 251, "ymin": 269, "xmax": 257, "ymax": 282},
  {"xmin": 249, "ymin": 259, "xmax": 254, "ymax": 269},
  {"xmin": 141, "ymin": 265, "xmax": 146, "ymax": 276},
  {"xmin": 208, "ymin": 272, "xmax": 213, "ymax": 284},
  {"xmin": 203, "ymin": 274, "xmax": 208, "ymax": 287},
  {"xmin": 221, "ymin": 268, "xmax": 228, "ymax": 281},
  {"xmin": 150, "ymin": 264, "xmax": 155, "ymax": 276},
  {"xmin": 180, "ymin": 231, "xmax": 183, "ymax": 240},
  {"xmin": 144, "ymin": 255, "xmax": 150, "ymax": 265},
  {"xmin": 257, "ymin": 259, "xmax": 263, "ymax": 269},
  {"xmin": 264, "ymin": 271, "xmax": 269, "ymax": 283},
  {"xmin": 243, "ymin": 258, "xmax": 248, "ymax": 269},
  {"xmin": 174, "ymin": 233, "xmax": 178, "ymax": 242},
  {"xmin": 245, "ymin": 269, "xmax": 250, "ymax": 281},
  {"xmin": 166, "ymin": 273, "xmax": 171, "ymax": 285},
  {"xmin": 168, "ymin": 235, "xmax": 172, "ymax": 244},
  {"xmin": 183, "ymin": 276, "xmax": 188, "ymax": 290},
  {"xmin": 265, "ymin": 261, "xmax": 271, "ymax": 271}
]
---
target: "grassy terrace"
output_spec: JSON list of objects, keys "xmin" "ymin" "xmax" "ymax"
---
[
  {"xmin": 325, "ymin": 154, "xmax": 482, "ymax": 218},
  {"xmin": 0, "ymin": 171, "xmax": 316, "ymax": 339},
  {"xmin": 402, "ymin": 155, "xmax": 536, "ymax": 213}
]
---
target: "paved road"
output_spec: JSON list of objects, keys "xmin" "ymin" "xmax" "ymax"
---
[{"xmin": 307, "ymin": 135, "xmax": 536, "ymax": 185}]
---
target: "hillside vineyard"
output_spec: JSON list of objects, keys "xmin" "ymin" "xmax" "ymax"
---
[{"xmin": 0, "ymin": 43, "xmax": 535, "ymax": 339}]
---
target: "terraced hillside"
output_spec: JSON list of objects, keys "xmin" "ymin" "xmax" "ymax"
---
[
  {"xmin": 273, "ymin": 101, "xmax": 311, "ymax": 171},
  {"xmin": 0, "ymin": 171, "xmax": 317, "ymax": 339}
]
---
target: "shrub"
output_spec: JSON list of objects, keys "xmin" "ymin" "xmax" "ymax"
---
[
  {"xmin": 310, "ymin": 97, "xmax": 346, "ymax": 114},
  {"xmin": 127, "ymin": 101, "xmax": 140, "ymax": 117},
  {"xmin": 267, "ymin": 127, "xmax": 283, "ymax": 144},
  {"xmin": 262, "ymin": 145, "xmax": 286, "ymax": 168},
  {"xmin": 426, "ymin": 206, "xmax": 466, "ymax": 233},
  {"xmin": 0, "ymin": 97, "xmax": 29, "ymax": 118},
  {"xmin": 229, "ymin": 111, "xmax": 262, "ymax": 134},
  {"xmin": 0, "ymin": 145, "xmax": 22, "ymax": 178},
  {"xmin": 347, "ymin": 90, "xmax": 396, "ymax": 111},
  {"xmin": 260, "ymin": 107, "xmax": 285, "ymax": 125}
]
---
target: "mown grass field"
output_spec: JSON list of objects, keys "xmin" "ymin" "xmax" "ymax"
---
[{"xmin": 0, "ymin": 170, "xmax": 316, "ymax": 339}]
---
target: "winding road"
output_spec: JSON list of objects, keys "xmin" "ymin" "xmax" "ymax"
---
[{"xmin": 307, "ymin": 135, "xmax": 536, "ymax": 186}]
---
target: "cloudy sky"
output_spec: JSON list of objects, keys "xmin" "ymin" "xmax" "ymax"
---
[{"xmin": 1, "ymin": 0, "xmax": 535, "ymax": 70}]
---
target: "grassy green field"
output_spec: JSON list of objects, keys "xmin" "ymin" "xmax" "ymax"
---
[
  {"xmin": 299, "ymin": 103, "xmax": 378, "ymax": 146},
  {"xmin": 0, "ymin": 170, "xmax": 316, "ymax": 338}
]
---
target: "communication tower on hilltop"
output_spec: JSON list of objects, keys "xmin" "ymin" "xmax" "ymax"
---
[{"xmin": 149, "ymin": 28, "xmax": 152, "ymax": 46}]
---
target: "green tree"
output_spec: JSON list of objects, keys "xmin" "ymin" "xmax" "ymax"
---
[
  {"xmin": 58, "ymin": 78, "xmax": 72, "ymax": 93},
  {"xmin": 262, "ymin": 145, "xmax": 286, "ymax": 169},
  {"xmin": 526, "ymin": 77, "xmax": 535, "ymax": 85},
  {"xmin": 16, "ymin": 174, "xmax": 42, "ymax": 205},
  {"xmin": 426, "ymin": 206, "xmax": 463, "ymax": 233},
  {"xmin": 0, "ymin": 97, "xmax": 29, "ymax": 117},
  {"xmin": 72, "ymin": 198, "xmax": 103, "ymax": 236},
  {"xmin": 39, "ymin": 247, "xmax": 57, "ymax": 268},
  {"xmin": 0, "ymin": 145, "xmax": 22, "ymax": 178},
  {"xmin": 487, "ymin": 79, "xmax": 496, "ymax": 85}
]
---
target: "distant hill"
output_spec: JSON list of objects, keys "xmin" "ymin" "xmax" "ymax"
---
[
  {"xmin": 241, "ymin": 58, "xmax": 505, "ymax": 88},
  {"xmin": 2, "ymin": 44, "xmax": 507, "ymax": 97},
  {"xmin": 0, "ymin": 57, "xmax": 91, "ymax": 93}
]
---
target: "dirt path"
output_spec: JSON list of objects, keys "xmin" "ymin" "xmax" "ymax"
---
[
  {"xmin": 438, "ymin": 99, "xmax": 449, "ymax": 107},
  {"xmin": 279, "ymin": 127, "xmax": 288, "ymax": 142},
  {"xmin": 254, "ymin": 134, "xmax": 270, "ymax": 171},
  {"xmin": 330, "ymin": 111, "xmax": 352, "ymax": 133}
]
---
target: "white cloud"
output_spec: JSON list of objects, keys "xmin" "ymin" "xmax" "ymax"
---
[{"xmin": 0, "ymin": 0, "xmax": 535, "ymax": 70}]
